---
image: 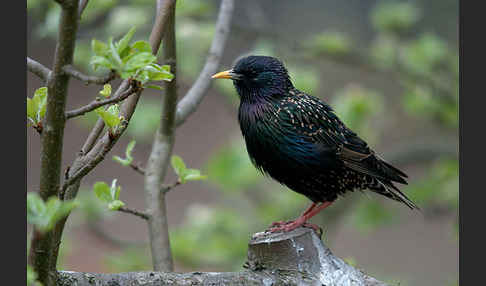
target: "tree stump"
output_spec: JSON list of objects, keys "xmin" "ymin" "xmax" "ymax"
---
[
  {"xmin": 246, "ymin": 227, "xmax": 388, "ymax": 285},
  {"xmin": 57, "ymin": 227, "xmax": 388, "ymax": 285}
]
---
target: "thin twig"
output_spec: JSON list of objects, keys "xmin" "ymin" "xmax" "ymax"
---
[
  {"xmin": 174, "ymin": 0, "xmax": 235, "ymax": 127},
  {"xmin": 161, "ymin": 181, "xmax": 180, "ymax": 193},
  {"xmin": 80, "ymin": 80, "xmax": 131, "ymax": 155},
  {"xmin": 130, "ymin": 163, "xmax": 146, "ymax": 175},
  {"xmin": 63, "ymin": 65, "xmax": 117, "ymax": 85},
  {"xmin": 65, "ymin": 86, "xmax": 135, "ymax": 119},
  {"xmin": 118, "ymin": 207, "xmax": 150, "ymax": 220},
  {"xmin": 27, "ymin": 57, "xmax": 52, "ymax": 82}
]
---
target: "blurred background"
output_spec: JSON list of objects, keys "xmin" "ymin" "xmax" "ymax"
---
[{"xmin": 27, "ymin": 0, "xmax": 458, "ymax": 285}]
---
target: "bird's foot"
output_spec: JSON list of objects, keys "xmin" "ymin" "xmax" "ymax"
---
[
  {"xmin": 266, "ymin": 217, "xmax": 321, "ymax": 234},
  {"xmin": 269, "ymin": 220, "xmax": 291, "ymax": 227}
]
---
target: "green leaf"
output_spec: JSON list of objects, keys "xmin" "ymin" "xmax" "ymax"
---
[
  {"xmin": 171, "ymin": 155, "xmax": 187, "ymax": 179},
  {"xmin": 123, "ymin": 52, "xmax": 156, "ymax": 73},
  {"xmin": 27, "ymin": 98, "xmax": 35, "ymax": 121},
  {"xmin": 47, "ymin": 198, "xmax": 76, "ymax": 230},
  {"xmin": 27, "ymin": 193, "xmax": 76, "ymax": 232},
  {"xmin": 183, "ymin": 169, "xmax": 207, "ymax": 182},
  {"xmin": 99, "ymin": 84, "xmax": 112, "ymax": 97},
  {"xmin": 113, "ymin": 156, "xmax": 131, "ymax": 166},
  {"xmin": 116, "ymin": 27, "xmax": 137, "ymax": 57},
  {"xmin": 92, "ymin": 39, "xmax": 109, "ymax": 56},
  {"xmin": 27, "ymin": 193, "xmax": 46, "ymax": 226},
  {"xmin": 93, "ymin": 182, "xmax": 112, "ymax": 203},
  {"xmin": 109, "ymin": 36, "xmax": 123, "ymax": 69},
  {"xmin": 125, "ymin": 140, "xmax": 135, "ymax": 161},
  {"xmin": 131, "ymin": 40, "xmax": 152, "ymax": 53},
  {"xmin": 144, "ymin": 84, "xmax": 163, "ymax": 90},
  {"xmin": 30, "ymin": 87, "xmax": 48, "ymax": 123},
  {"xmin": 90, "ymin": 55, "xmax": 113, "ymax": 71},
  {"xmin": 112, "ymin": 139, "xmax": 135, "ymax": 166},
  {"xmin": 110, "ymin": 179, "xmax": 121, "ymax": 200},
  {"xmin": 108, "ymin": 200, "xmax": 125, "ymax": 211},
  {"xmin": 95, "ymin": 104, "xmax": 121, "ymax": 129}
]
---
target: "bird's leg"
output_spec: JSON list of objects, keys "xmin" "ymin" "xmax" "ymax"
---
[
  {"xmin": 267, "ymin": 201, "xmax": 333, "ymax": 233},
  {"xmin": 270, "ymin": 203, "xmax": 317, "ymax": 227}
]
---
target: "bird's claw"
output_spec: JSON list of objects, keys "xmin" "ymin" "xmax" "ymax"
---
[{"xmin": 266, "ymin": 220, "xmax": 322, "ymax": 235}]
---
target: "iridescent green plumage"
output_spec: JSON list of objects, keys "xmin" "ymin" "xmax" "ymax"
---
[{"xmin": 213, "ymin": 55, "xmax": 417, "ymax": 232}]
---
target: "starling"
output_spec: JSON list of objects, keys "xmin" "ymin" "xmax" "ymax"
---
[{"xmin": 212, "ymin": 55, "xmax": 418, "ymax": 232}]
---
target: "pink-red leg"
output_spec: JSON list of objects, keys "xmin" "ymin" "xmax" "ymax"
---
[
  {"xmin": 267, "ymin": 201, "xmax": 333, "ymax": 233},
  {"xmin": 270, "ymin": 202, "xmax": 317, "ymax": 227}
]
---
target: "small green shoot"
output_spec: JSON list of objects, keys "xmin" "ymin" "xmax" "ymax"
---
[
  {"xmin": 93, "ymin": 179, "xmax": 125, "ymax": 210},
  {"xmin": 171, "ymin": 155, "xmax": 207, "ymax": 184},
  {"xmin": 27, "ymin": 87, "xmax": 48, "ymax": 128},
  {"xmin": 113, "ymin": 140, "xmax": 136, "ymax": 166}
]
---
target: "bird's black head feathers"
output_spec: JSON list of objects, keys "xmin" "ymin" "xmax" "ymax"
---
[{"xmin": 230, "ymin": 56, "xmax": 293, "ymax": 103}]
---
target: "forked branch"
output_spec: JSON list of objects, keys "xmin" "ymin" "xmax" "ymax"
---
[
  {"xmin": 174, "ymin": 0, "xmax": 235, "ymax": 127},
  {"xmin": 27, "ymin": 57, "xmax": 52, "ymax": 82},
  {"xmin": 65, "ymin": 86, "xmax": 135, "ymax": 119},
  {"xmin": 63, "ymin": 65, "xmax": 117, "ymax": 85}
]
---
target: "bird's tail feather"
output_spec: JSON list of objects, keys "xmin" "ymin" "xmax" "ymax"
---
[{"xmin": 369, "ymin": 178, "xmax": 419, "ymax": 210}]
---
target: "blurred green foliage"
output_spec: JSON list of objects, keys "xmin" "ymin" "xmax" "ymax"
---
[
  {"xmin": 28, "ymin": 0, "xmax": 458, "ymax": 283},
  {"xmin": 104, "ymin": 248, "xmax": 151, "ymax": 272},
  {"xmin": 27, "ymin": 193, "xmax": 77, "ymax": 233},
  {"xmin": 171, "ymin": 204, "xmax": 250, "ymax": 268},
  {"xmin": 371, "ymin": 2, "xmax": 420, "ymax": 33},
  {"xmin": 331, "ymin": 85, "xmax": 384, "ymax": 145},
  {"xmin": 305, "ymin": 31, "xmax": 352, "ymax": 57}
]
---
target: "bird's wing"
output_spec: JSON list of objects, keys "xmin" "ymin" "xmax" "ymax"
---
[{"xmin": 276, "ymin": 91, "xmax": 407, "ymax": 184}]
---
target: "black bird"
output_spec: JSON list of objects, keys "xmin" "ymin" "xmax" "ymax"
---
[{"xmin": 212, "ymin": 55, "xmax": 418, "ymax": 232}]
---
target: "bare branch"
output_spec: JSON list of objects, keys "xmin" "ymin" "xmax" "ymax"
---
[
  {"xmin": 29, "ymin": 1, "xmax": 80, "ymax": 284},
  {"xmin": 161, "ymin": 181, "xmax": 180, "ymax": 193},
  {"xmin": 175, "ymin": 0, "xmax": 235, "ymax": 127},
  {"xmin": 130, "ymin": 163, "xmax": 146, "ymax": 175},
  {"xmin": 149, "ymin": 0, "xmax": 176, "ymax": 54},
  {"xmin": 144, "ymin": 0, "xmax": 177, "ymax": 272},
  {"xmin": 27, "ymin": 57, "xmax": 52, "ymax": 82},
  {"xmin": 117, "ymin": 207, "xmax": 150, "ymax": 220},
  {"xmin": 63, "ymin": 65, "xmax": 116, "ymax": 85},
  {"xmin": 65, "ymin": 86, "xmax": 135, "ymax": 119},
  {"xmin": 80, "ymin": 119, "xmax": 105, "ymax": 155}
]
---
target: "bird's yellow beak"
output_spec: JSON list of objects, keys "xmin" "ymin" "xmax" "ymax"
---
[{"xmin": 211, "ymin": 69, "xmax": 234, "ymax": 79}]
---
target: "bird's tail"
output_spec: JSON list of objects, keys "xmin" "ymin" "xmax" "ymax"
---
[{"xmin": 368, "ymin": 178, "xmax": 420, "ymax": 210}]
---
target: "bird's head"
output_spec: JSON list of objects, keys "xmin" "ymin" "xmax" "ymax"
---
[{"xmin": 212, "ymin": 55, "xmax": 293, "ymax": 103}]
